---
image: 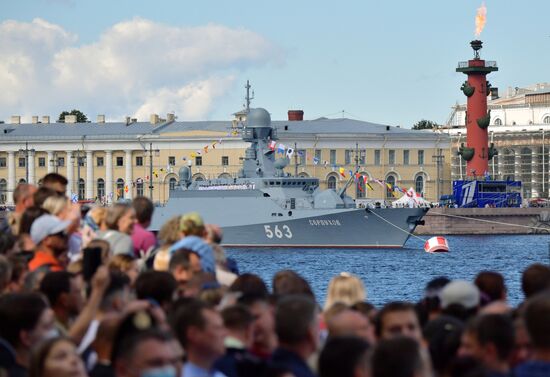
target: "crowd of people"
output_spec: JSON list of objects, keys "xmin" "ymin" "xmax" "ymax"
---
[{"xmin": 0, "ymin": 172, "xmax": 549, "ymax": 377}]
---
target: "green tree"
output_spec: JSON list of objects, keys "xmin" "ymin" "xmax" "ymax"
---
[
  {"xmin": 412, "ymin": 119, "xmax": 440, "ymax": 130},
  {"xmin": 58, "ymin": 109, "xmax": 88, "ymax": 123}
]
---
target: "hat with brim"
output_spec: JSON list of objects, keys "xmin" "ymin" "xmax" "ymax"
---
[
  {"xmin": 440, "ymin": 280, "xmax": 480, "ymax": 309},
  {"xmin": 30, "ymin": 214, "xmax": 72, "ymax": 245}
]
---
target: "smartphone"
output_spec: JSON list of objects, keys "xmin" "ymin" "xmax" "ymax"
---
[{"xmin": 82, "ymin": 247, "xmax": 103, "ymax": 281}]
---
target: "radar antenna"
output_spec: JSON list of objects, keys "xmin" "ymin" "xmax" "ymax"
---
[{"xmin": 245, "ymin": 80, "xmax": 255, "ymax": 113}]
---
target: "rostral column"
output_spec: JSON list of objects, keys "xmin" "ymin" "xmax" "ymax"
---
[{"xmin": 456, "ymin": 40, "xmax": 498, "ymax": 178}]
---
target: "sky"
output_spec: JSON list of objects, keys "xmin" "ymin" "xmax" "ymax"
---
[{"xmin": 1, "ymin": 0, "xmax": 549, "ymax": 127}]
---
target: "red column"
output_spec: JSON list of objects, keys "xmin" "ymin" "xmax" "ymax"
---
[{"xmin": 465, "ymin": 60, "xmax": 488, "ymax": 177}]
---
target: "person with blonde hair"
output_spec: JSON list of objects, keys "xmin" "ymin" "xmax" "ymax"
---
[
  {"xmin": 153, "ymin": 215, "xmax": 182, "ymax": 271},
  {"xmin": 42, "ymin": 195, "xmax": 69, "ymax": 217},
  {"xmin": 324, "ymin": 272, "xmax": 367, "ymax": 311}
]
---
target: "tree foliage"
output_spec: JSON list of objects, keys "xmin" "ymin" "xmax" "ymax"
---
[
  {"xmin": 58, "ymin": 109, "xmax": 88, "ymax": 123},
  {"xmin": 412, "ymin": 119, "xmax": 440, "ymax": 130}
]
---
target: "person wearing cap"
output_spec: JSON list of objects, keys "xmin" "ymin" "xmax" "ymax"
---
[
  {"xmin": 169, "ymin": 236, "xmax": 216, "ymax": 275},
  {"xmin": 440, "ymin": 280, "xmax": 480, "ymax": 322},
  {"xmin": 28, "ymin": 214, "xmax": 72, "ymax": 272}
]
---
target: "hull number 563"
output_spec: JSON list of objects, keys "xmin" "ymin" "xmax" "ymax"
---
[{"xmin": 264, "ymin": 224, "xmax": 293, "ymax": 239}]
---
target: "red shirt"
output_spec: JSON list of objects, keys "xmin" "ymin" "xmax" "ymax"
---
[{"xmin": 28, "ymin": 251, "xmax": 63, "ymax": 272}]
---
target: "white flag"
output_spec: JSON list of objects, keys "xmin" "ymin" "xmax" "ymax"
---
[{"xmin": 286, "ymin": 147, "xmax": 294, "ymax": 159}]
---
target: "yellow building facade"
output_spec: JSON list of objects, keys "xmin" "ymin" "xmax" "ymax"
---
[{"xmin": 0, "ymin": 114, "xmax": 451, "ymax": 205}]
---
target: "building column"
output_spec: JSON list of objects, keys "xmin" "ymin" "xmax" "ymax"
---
[
  {"xmin": 7, "ymin": 152, "xmax": 15, "ymax": 205},
  {"xmin": 125, "ymin": 150, "xmax": 133, "ymax": 200},
  {"xmin": 86, "ymin": 151, "xmax": 94, "ymax": 200},
  {"xmin": 106, "ymin": 150, "xmax": 113, "ymax": 204},
  {"xmin": 531, "ymin": 148, "xmax": 539, "ymax": 198},
  {"xmin": 514, "ymin": 149, "xmax": 522, "ymax": 182},
  {"xmin": 28, "ymin": 150, "xmax": 36, "ymax": 184},
  {"xmin": 47, "ymin": 151, "xmax": 54, "ymax": 173},
  {"xmin": 66, "ymin": 151, "xmax": 74, "ymax": 197},
  {"xmin": 497, "ymin": 150, "xmax": 505, "ymax": 180}
]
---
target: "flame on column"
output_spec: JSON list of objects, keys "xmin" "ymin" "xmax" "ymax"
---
[{"xmin": 475, "ymin": 2, "xmax": 487, "ymax": 36}]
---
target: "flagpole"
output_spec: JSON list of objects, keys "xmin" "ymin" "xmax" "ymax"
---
[{"xmin": 294, "ymin": 142, "xmax": 298, "ymax": 177}]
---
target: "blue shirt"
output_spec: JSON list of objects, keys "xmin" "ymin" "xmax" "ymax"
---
[
  {"xmin": 514, "ymin": 360, "xmax": 550, "ymax": 377},
  {"xmin": 183, "ymin": 362, "xmax": 227, "ymax": 377},
  {"xmin": 270, "ymin": 348, "xmax": 316, "ymax": 377}
]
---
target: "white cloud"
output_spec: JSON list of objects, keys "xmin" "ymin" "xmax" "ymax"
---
[{"xmin": 0, "ymin": 17, "xmax": 282, "ymax": 122}]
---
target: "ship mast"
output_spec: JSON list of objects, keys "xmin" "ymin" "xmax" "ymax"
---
[{"xmin": 245, "ymin": 80, "xmax": 255, "ymax": 113}]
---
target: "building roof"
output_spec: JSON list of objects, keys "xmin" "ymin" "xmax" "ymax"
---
[{"xmin": 0, "ymin": 114, "xmax": 443, "ymax": 142}]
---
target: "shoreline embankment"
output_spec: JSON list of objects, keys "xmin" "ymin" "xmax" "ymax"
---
[{"xmin": 414, "ymin": 207, "xmax": 550, "ymax": 235}]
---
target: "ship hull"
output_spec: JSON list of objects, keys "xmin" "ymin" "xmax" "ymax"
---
[
  {"xmin": 150, "ymin": 192, "xmax": 427, "ymax": 248},
  {"xmin": 220, "ymin": 208, "xmax": 426, "ymax": 248}
]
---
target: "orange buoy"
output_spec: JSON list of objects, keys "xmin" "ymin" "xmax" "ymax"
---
[{"xmin": 424, "ymin": 236, "xmax": 450, "ymax": 253}]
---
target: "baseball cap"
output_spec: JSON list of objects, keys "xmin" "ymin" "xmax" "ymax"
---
[
  {"xmin": 30, "ymin": 214, "xmax": 72, "ymax": 245},
  {"xmin": 440, "ymin": 280, "xmax": 480, "ymax": 309},
  {"xmin": 169, "ymin": 235, "xmax": 215, "ymax": 274}
]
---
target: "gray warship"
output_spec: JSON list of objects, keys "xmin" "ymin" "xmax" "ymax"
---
[{"xmin": 150, "ymin": 108, "xmax": 428, "ymax": 248}]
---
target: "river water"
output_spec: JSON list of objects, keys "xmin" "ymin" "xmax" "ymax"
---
[{"xmin": 226, "ymin": 235, "xmax": 550, "ymax": 307}]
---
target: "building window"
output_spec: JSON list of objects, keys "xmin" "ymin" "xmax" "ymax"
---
[
  {"xmin": 116, "ymin": 178, "xmax": 125, "ymax": 199},
  {"xmin": 97, "ymin": 179, "xmax": 105, "ymax": 199},
  {"xmin": 388, "ymin": 150, "xmax": 395, "ymax": 165},
  {"xmin": 494, "ymin": 118, "xmax": 502, "ymax": 126},
  {"xmin": 359, "ymin": 150, "xmax": 366, "ymax": 165},
  {"xmin": 193, "ymin": 174, "xmax": 205, "ymax": 181},
  {"xmin": 169, "ymin": 177, "xmax": 177, "ymax": 190},
  {"xmin": 97, "ymin": 157, "xmax": 104, "ymax": 167},
  {"xmin": 58, "ymin": 157, "xmax": 65, "ymax": 167},
  {"xmin": 327, "ymin": 175, "xmax": 337, "ymax": 190},
  {"xmin": 38, "ymin": 157, "xmax": 46, "ymax": 167},
  {"xmin": 345, "ymin": 150, "xmax": 352, "ymax": 165},
  {"xmin": 195, "ymin": 156, "xmax": 202, "ymax": 166},
  {"xmin": 77, "ymin": 156, "xmax": 85, "ymax": 167},
  {"xmin": 403, "ymin": 150, "xmax": 410, "ymax": 165},
  {"xmin": 418, "ymin": 150, "xmax": 425, "ymax": 165},
  {"xmin": 0, "ymin": 158, "xmax": 6, "ymax": 168},
  {"xmin": 78, "ymin": 178, "xmax": 85, "ymax": 200},
  {"xmin": 356, "ymin": 175, "xmax": 366, "ymax": 199},
  {"xmin": 18, "ymin": 158, "xmax": 26, "ymax": 168},
  {"xmin": 136, "ymin": 181, "xmax": 144, "ymax": 196},
  {"xmin": 19, "ymin": 178, "xmax": 26, "ymax": 184},
  {"xmin": 544, "ymin": 116, "xmax": 550, "ymax": 124},
  {"xmin": 415, "ymin": 175, "xmax": 424, "ymax": 194},
  {"xmin": 136, "ymin": 156, "xmax": 143, "ymax": 166},
  {"xmin": 374, "ymin": 150, "xmax": 381, "ymax": 166},
  {"xmin": 222, "ymin": 156, "xmax": 229, "ymax": 166},
  {"xmin": 330, "ymin": 150, "xmax": 336, "ymax": 165},
  {"xmin": 315, "ymin": 149, "xmax": 322, "ymax": 161},
  {"xmin": 0, "ymin": 179, "xmax": 6, "ymax": 203},
  {"xmin": 386, "ymin": 175, "xmax": 396, "ymax": 199},
  {"xmin": 116, "ymin": 157, "xmax": 124, "ymax": 167},
  {"xmin": 297, "ymin": 150, "xmax": 306, "ymax": 165},
  {"xmin": 168, "ymin": 156, "xmax": 175, "ymax": 166}
]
